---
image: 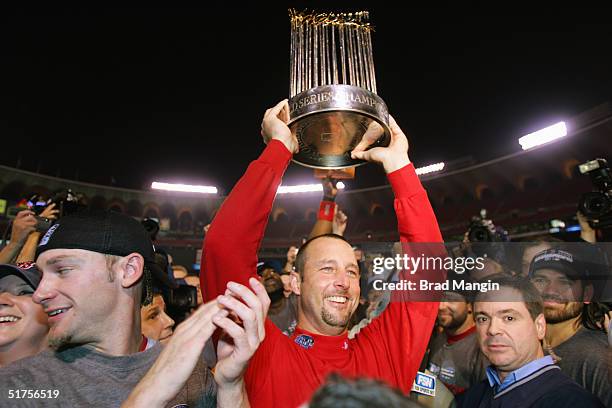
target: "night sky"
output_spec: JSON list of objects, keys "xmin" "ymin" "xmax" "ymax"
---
[{"xmin": 1, "ymin": 5, "xmax": 611, "ymax": 194}]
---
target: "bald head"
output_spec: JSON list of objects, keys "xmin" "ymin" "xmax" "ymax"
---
[{"xmin": 295, "ymin": 234, "xmax": 352, "ymax": 279}]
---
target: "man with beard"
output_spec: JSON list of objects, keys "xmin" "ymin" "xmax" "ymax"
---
[
  {"xmin": 460, "ymin": 276, "xmax": 603, "ymax": 407},
  {"xmin": 258, "ymin": 262, "xmax": 297, "ymax": 335},
  {"xmin": 427, "ymin": 272, "xmax": 488, "ymax": 395},
  {"xmin": 201, "ymin": 100, "xmax": 444, "ymax": 407},
  {"xmin": 0, "ymin": 210, "xmax": 265, "ymax": 407},
  {"xmin": 529, "ymin": 247, "xmax": 611, "ymax": 406}
]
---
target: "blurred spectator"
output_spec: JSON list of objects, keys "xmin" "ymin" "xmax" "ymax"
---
[
  {"xmin": 348, "ymin": 283, "xmax": 390, "ymax": 339},
  {"xmin": 0, "ymin": 263, "xmax": 48, "ymax": 367},
  {"xmin": 468, "ymin": 257, "xmax": 506, "ymax": 282},
  {"xmin": 577, "ymin": 211, "xmax": 597, "ymax": 244},
  {"xmin": 258, "ymin": 261, "xmax": 297, "ymax": 335},
  {"xmin": 140, "ymin": 289, "xmax": 175, "ymax": 345},
  {"xmin": 332, "ymin": 208, "xmax": 348, "ymax": 237},
  {"xmin": 460, "ymin": 276, "xmax": 603, "ymax": 407},
  {"xmin": 528, "ymin": 247, "xmax": 611, "ymax": 405},
  {"xmin": 142, "ymin": 217, "xmax": 177, "ymax": 288},
  {"xmin": 283, "ymin": 246, "xmax": 298, "ymax": 273},
  {"xmin": 282, "ymin": 247, "xmax": 298, "ymax": 297},
  {"xmin": 308, "ymin": 374, "xmax": 421, "ymax": 408},
  {"xmin": 427, "ymin": 273, "xmax": 488, "ymax": 396}
]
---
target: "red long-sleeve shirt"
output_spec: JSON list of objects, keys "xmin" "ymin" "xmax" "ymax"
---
[{"xmin": 201, "ymin": 140, "xmax": 443, "ymax": 407}]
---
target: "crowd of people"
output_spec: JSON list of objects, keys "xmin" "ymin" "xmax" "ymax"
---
[{"xmin": 0, "ymin": 99, "xmax": 610, "ymax": 407}]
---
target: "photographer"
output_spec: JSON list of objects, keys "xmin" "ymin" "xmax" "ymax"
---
[
  {"xmin": 15, "ymin": 204, "xmax": 60, "ymax": 264},
  {"xmin": 460, "ymin": 210, "xmax": 510, "ymax": 281},
  {"xmin": 0, "ymin": 205, "xmax": 59, "ymax": 265},
  {"xmin": 577, "ymin": 158, "xmax": 612, "ymax": 233}
]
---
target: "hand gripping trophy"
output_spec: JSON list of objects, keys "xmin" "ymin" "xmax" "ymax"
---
[{"xmin": 288, "ymin": 9, "xmax": 390, "ymax": 170}]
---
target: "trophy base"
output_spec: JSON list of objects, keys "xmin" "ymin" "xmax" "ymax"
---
[{"xmin": 288, "ymin": 85, "xmax": 390, "ymax": 169}]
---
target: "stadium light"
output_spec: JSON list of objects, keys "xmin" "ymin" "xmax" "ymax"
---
[
  {"xmin": 415, "ymin": 162, "xmax": 445, "ymax": 175},
  {"xmin": 151, "ymin": 182, "xmax": 218, "ymax": 194},
  {"xmin": 277, "ymin": 182, "xmax": 346, "ymax": 194},
  {"xmin": 518, "ymin": 121, "xmax": 567, "ymax": 150}
]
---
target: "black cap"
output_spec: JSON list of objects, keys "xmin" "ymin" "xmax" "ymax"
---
[
  {"xmin": 257, "ymin": 261, "xmax": 280, "ymax": 276},
  {"xmin": 528, "ymin": 246, "xmax": 609, "ymax": 282},
  {"xmin": 0, "ymin": 262, "xmax": 42, "ymax": 290},
  {"xmin": 35, "ymin": 210, "xmax": 175, "ymax": 303}
]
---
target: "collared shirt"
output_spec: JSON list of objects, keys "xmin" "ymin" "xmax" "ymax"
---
[{"xmin": 486, "ymin": 355, "xmax": 554, "ymax": 392}]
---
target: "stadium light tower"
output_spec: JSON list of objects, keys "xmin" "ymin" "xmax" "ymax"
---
[{"xmin": 518, "ymin": 121, "xmax": 567, "ymax": 150}]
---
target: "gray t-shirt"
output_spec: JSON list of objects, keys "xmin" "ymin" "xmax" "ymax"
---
[
  {"xmin": 552, "ymin": 327, "xmax": 611, "ymax": 407},
  {"xmin": 427, "ymin": 328, "xmax": 489, "ymax": 395},
  {"xmin": 0, "ymin": 343, "xmax": 216, "ymax": 408},
  {"xmin": 268, "ymin": 294, "xmax": 298, "ymax": 336}
]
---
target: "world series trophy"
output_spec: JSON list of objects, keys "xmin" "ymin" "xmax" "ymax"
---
[{"xmin": 288, "ymin": 9, "xmax": 390, "ymax": 170}]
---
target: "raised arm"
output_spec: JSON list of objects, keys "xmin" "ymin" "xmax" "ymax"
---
[
  {"xmin": 351, "ymin": 116, "xmax": 444, "ymax": 392},
  {"xmin": 201, "ymin": 100, "xmax": 298, "ymax": 302},
  {"xmin": 0, "ymin": 210, "xmax": 37, "ymax": 264},
  {"xmin": 352, "ymin": 116, "xmax": 442, "ymax": 243},
  {"xmin": 308, "ymin": 178, "xmax": 338, "ymax": 239}
]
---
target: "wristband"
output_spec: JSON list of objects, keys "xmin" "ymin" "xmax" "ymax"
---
[{"xmin": 318, "ymin": 201, "xmax": 336, "ymax": 222}]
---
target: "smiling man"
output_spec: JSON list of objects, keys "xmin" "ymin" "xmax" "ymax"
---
[
  {"xmin": 201, "ymin": 100, "xmax": 444, "ymax": 407},
  {"xmin": 459, "ymin": 276, "xmax": 603, "ymax": 407},
  {"xmin": 0, "ymin": 210, "xmax": 260, "ymax": 408},
  {"xmin": 528, "ymin": 247, "xmax": 611, "ymax": 406}
]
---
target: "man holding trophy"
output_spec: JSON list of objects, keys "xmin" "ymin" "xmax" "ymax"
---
[{"xmin": 200, "ymin": 10, "xmax": 444, "ymax": 407}]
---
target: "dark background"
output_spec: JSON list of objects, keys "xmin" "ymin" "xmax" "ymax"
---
[{"xmin": 1, "ymin": 5, "xmax": 611, "ymax": 194}]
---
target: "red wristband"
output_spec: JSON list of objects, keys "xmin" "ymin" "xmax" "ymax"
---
[{"xmin": 318, "ymin": 201, "xmax": 336, "ymax": 222}]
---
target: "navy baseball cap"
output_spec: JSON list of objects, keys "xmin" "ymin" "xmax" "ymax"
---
[
  {"xmin": 528, "ymin": 246, "xmax": 608, "ymax": 282},
  {"xmin": 0, "ymin": 262, "xmax": 42, "ymax": 290}
]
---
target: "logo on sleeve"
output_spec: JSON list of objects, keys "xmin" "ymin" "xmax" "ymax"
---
[
  {"xmin": 39, "ymin": 223, "xmax": 60, "ymax": 246},
  {"xmin": 295, "ymin": 334, "xmax": 314, "ymax": 349}
]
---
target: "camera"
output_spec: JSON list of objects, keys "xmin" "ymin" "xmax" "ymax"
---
[
  {"xmin": 18, "ymin": 190, "xmax": 86, "ymax": 233},
  {"xmin": 467, "ymin": 209, "xmax": 508, "ymax": 243},
  {"xmin": 25, "ymin": 190, "xmax": 85, "ymax": 219},
  {"xmin": 465, "ymin": 209, "xmax": 508, "ymax": 262},
  {"xmin": 34, "ymin": 216, "xmax": 54, "ymax": 233},
  {"xmin": 578, "ymin": 158, "xmax": 612, "ymax": 229},
  {"xmin": 167, "ymin": 284, "xmax": 198, "ymax": 310}
]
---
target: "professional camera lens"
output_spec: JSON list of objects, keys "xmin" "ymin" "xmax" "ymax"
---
[
  {"xmin": 579, "ymin": 192, "xmax": 611, "ymax": 218},
  {"xmin": 168, "ymin": 285, "xmax": 198, "ymax": 310},
  {"xmin": 468, "ymin": 226, "xmax": 491, "ymax": 242}
]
